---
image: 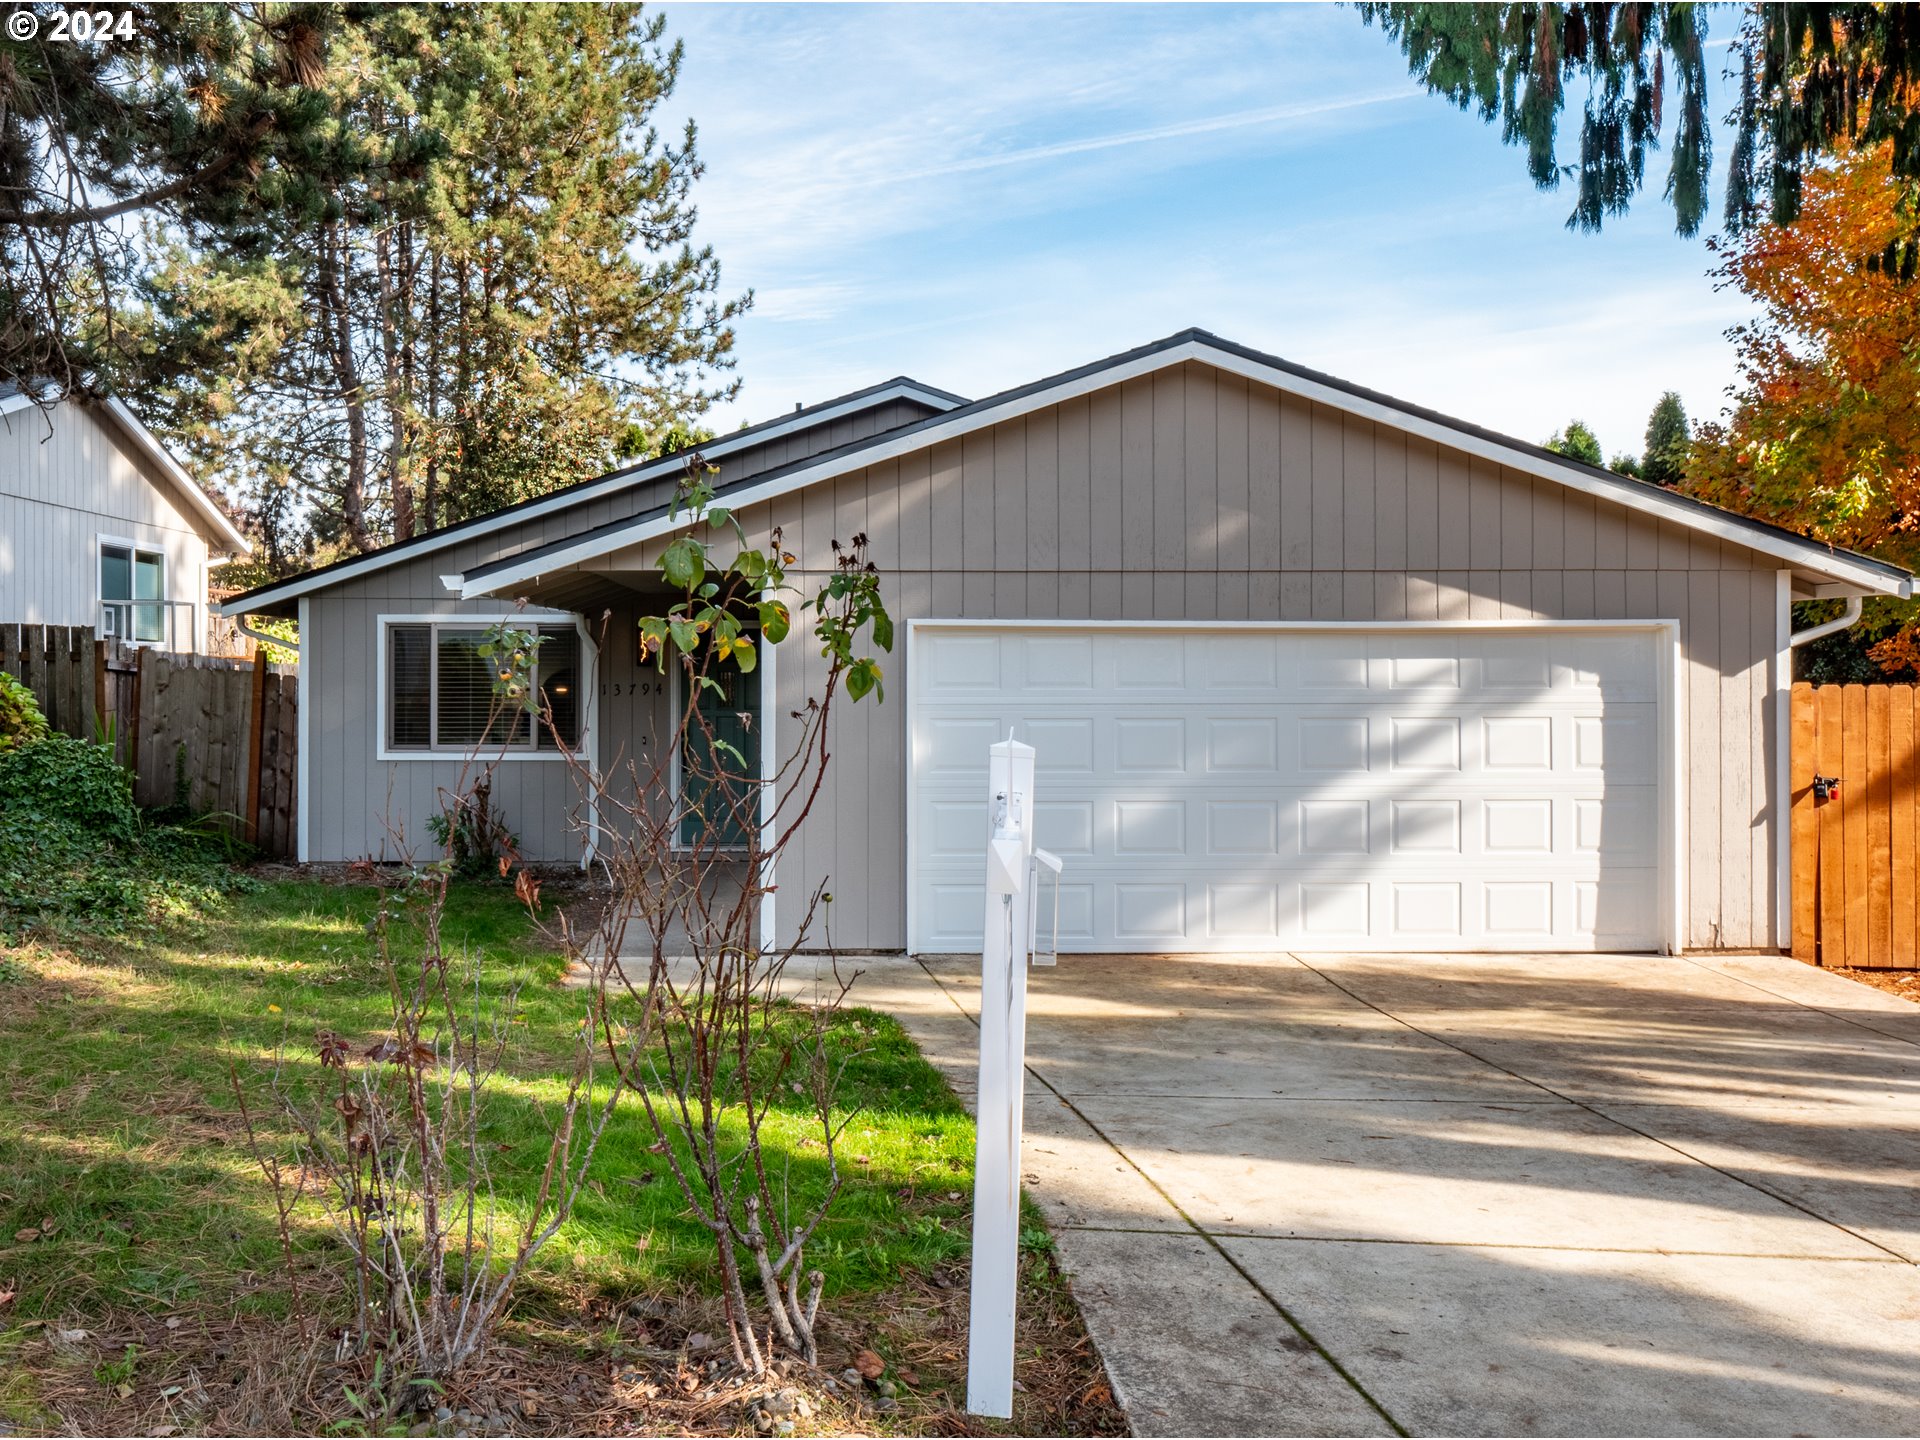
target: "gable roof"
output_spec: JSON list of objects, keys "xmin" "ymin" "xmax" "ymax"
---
[
  {"xmin": 218, "ymin": 376, "xmax": 965, "ymax": 616},
  {"xmin": 458, "ymin": 329, "xmax": 1913, "ymax": 600},
  {"xmin": 0, "ymin": 389, "xmax": 252, "ymax": 556}
]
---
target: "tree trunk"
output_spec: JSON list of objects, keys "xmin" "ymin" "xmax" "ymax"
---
[{"xmin": 318, "ymin": 218, "xmax": 373, "ymax": 553}]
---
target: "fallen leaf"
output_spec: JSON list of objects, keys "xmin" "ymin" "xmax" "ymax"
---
[
  {"xmin": 164, "ymin": 1317, "xmax": 180, "ymax": 1331},
  {"xmin": 13, "ymin": 1228, "xmax": 38, "ymax": 1243},
  {"xmin": 0, "ymin": 1288, "xmax": 14, "ymax": 1308},
  {"xmin": 854, "ymin": 1349, "xmax": 885, "ymax": 1380},
  {"xmin": 114, "ymin": 1382, "xmax": 133, "ymax": 1398}
]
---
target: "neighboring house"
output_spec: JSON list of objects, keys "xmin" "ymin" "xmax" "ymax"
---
[
  {"xmin": 1, "ymin": 387, "xmax": 250, "ymax": 652},
  {"xmin": 219, "ymin": 332, "xmax": 1912, "ymax": 956}
]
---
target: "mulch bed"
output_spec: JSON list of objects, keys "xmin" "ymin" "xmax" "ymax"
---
[
  {"xmin": 9, "ymin": 1259, "xmax": 1123, "ymax": 1438},
  {"xmin": 1827, "ymin": 967, "xmax": 1920, "ymax": 1005}
]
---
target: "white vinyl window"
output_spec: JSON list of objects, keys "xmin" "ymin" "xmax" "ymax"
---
[
  {"xmin": 100, "ymin": 540, "xmax": 167, "ymax": 643},
  {"xmin": 382, "ymin": 619, "xmax": 582, "ymax": 757}
]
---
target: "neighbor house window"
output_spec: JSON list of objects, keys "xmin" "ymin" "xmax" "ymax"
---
[
  {"xmin": 384, "ymin": 620, "xmax": 581, "ymax": 754},
  {"xmin": 677, "ymin": 642, "xmax": 761, "ymax": 848},
  {"xmin": 100, "ymin": 541, "xmax": 166, "ymax": 643}
]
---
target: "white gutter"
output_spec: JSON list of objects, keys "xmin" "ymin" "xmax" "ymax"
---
[{"xmin": 1788, "ymin": 596, "xmax": 1864, "ymax": 648}]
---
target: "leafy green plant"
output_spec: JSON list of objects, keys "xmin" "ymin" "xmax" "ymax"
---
[
  {"xmin": 0, "ymin": 735, "xmax": 137, "ymax": 840},
  {"xmin": 424, "ymin": 779, "xmax": 518, "ymax": 880},
  {"xmin": 0, "ymin": 735, "xmax": 245, "ymax": 936},
  {"xmin": 0, "ymin": 674, "xmax": 49, "ymax": 755}
]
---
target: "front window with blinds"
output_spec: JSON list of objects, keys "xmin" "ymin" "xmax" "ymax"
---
[{"xmin": 384, "ymin": 621, "xmax": 581, "ymax": 755}]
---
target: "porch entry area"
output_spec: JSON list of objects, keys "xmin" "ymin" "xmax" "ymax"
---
[{"xmin": 906, "ymin": 621, "xmax": 1674, "ymax": 955}]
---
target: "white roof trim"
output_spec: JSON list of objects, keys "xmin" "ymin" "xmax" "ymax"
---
[
  {"xmin": 218, "ymin": 379, "xmax": 963, "ymax": 614},
  {"xmin": 97, "ymin": 398, "xmax": 252, "ymax": 556},
  {"xmin": 462, "ymin": 338, "xmax": 1912, "ymax": 601},
  {"xmin": 1, "ymin": 389, "xmax": 250, "ymax": 555}
]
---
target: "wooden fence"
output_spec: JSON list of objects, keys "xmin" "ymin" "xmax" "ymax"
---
[
  {"xmin": 1790, "ymin": 682, "xmax": 1920, "ymax": 967},
  {"xmin": 0, "ymin": 624, "xmax": 297, "ymax": 858}
]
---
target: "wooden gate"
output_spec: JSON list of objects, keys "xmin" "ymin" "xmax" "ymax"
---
[{"xmin": 1791, "ymin": 682, "xmax": 1920, "ymax": 967}]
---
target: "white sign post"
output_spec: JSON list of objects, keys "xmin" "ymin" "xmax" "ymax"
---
[{"xmin": 966, "ymin": 736, "xmax": 1062, "ymax": 1419}]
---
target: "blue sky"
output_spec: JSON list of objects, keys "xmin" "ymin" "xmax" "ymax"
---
[{"xmin": 662, "ymin": 3, "xmax": 1754, "ymax": 461}]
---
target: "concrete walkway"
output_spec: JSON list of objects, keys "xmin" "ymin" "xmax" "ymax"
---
[{"xmin": 821, "ymin": 949, "xmax": 1920, "ymax": 1437}]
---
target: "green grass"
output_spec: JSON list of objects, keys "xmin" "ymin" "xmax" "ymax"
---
[{"xmin": 0, "ymin": 880, "xmax": 980, "ymax": 1334}]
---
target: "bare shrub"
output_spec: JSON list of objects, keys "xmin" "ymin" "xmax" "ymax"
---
[{"xmin": 550, "ymin": 468, "xmax": 893, "ymax": 1375}]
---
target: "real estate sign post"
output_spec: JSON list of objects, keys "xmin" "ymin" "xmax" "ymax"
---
[{"xmin": 967, "ymin": 735, "xmax": 1054, "ymax": 1419}]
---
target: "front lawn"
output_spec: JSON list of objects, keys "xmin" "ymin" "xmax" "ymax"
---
[{"xmin": 0, "ymin": 880, "xmax": 1121, "ymax": 1436}]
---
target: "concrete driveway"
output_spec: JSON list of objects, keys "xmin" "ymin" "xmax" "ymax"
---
[{"xmin": 839, "ymin": 949, "xmax": 1920, "ymax": 1437}]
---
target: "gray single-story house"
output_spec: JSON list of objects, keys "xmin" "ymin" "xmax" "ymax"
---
[{"xmin": 220, "ymin": 330, "xmax": 1912, "ymax": 956}]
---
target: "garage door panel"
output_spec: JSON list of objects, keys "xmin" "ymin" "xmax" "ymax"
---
[
  {"xmin": 910, "ymin": 627, "xmax": 1664, "ymax": 953},
  {"xmin": 912, "ymin": 869, "xmax": 1663, "ymax": 952}
]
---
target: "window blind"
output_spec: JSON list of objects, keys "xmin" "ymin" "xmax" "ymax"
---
[{"xmin": 385, "ymin": 621, "xmax": 582, "ymax": 753}]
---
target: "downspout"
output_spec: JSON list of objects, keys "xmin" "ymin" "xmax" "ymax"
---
[
  {"xmin": 234, "ymin": 614, "xmax": 298, "ymax": 660},
  {"xmin": 1788, "ymin": 596, "xmax": 1864, "ymax": 650}
]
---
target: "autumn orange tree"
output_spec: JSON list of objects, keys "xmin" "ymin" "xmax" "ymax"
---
[{"xmin": 1687, "ymin": 140, "xmax": 1920, "ymax": 670}]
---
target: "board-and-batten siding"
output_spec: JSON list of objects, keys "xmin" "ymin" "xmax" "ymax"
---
[
  {"xmin": 300, "ymin": 396, "xmax": 939, "ymax": 863},
  {"xmin": 577, "ymin": 362, "xmax": 1778, "ymax": 952},
  {"xmin": 0, "ymin": 402, "xmax": 213, "ymax": 645}
]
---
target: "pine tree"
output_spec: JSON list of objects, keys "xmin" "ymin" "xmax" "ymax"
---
[
  {"xmin": 0, "ymin": 4, "xmax": 352, "ymax": 399},
  {"xmin": 1357, "ymin": 4, "xmax": 1920, "ymax": 243},
  {"xmin": 133, "ymin": 4, "xmax": 746, "ymax": 564},
  {"xmin": 1641, "ymin": 392, "xmax": 1690, "ymax": 486},
  {"xmin": 1545, "ymin": 420, "xmax": 1603, "ymax": 466}
]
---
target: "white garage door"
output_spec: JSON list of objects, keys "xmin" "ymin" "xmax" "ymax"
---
[{"xmin": 907, "ymin": 624, "xmax": 1667, "ymax": 954}]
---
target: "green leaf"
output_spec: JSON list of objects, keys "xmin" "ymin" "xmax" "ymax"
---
[
  {"xmin": 669, "ymin": 618, "xmax": 699, "ymax": 654},
  {"xmin": 847, "ymin": 658, "xmax": 882, "ymax": 702},
  {"xmin": 758, "ymin": 600, "xmax": 791, "ymax": 644},
  {"xmin": 661, "ymin": 536, "xmax": 707, "ymax": 592},
  {"xmin": 707, "ymin": 506, "xmax": 732, "ymax": 530},
  {"xmin": 730, "ymin": 639, "xmax": 757, "ymax": 673},
  {"xmin": 872, "ymin": 609, "xmax": 894, "ymax": 652}
]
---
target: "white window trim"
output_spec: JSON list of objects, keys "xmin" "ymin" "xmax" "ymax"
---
[
  {"xmin": 666, "ymin": 627, "xmax": 766, "ymax": 853},
  {"xmin": 375, "ymin": 611, "xmax": 593, "ymax": 763},
  {"xmin": 96, "ymin": 531, "xmax": 178, "ymax": 647},
  {"xmin": 902, "ymin": 617, "xmax": 1685, "ymax": 958}
]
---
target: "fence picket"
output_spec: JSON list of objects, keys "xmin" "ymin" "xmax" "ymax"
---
[
  {"xmin": 1870, "ymin": 686, "xmax": 1894, "ymax": 968},
  {"xmin": 1895, "ymin": 690, "xmax": 1918, "ymax": 967}
]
